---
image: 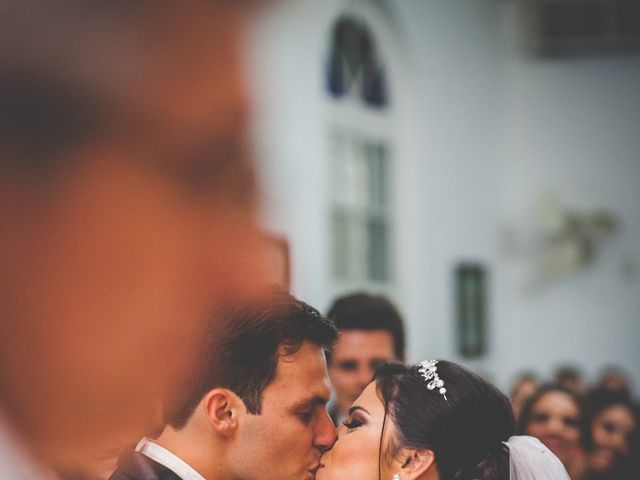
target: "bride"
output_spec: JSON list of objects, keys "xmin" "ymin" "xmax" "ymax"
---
[{"xmin": 316, "ymin": 360, "xmax": 570, "ymax": 480}]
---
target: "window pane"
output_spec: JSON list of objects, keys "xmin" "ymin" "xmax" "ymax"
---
[
  {"xmin": 365, "ymin": 140, "xmax": 388, "ymax": 207},
  {"xmin": 367, "ymin": 217, "xmax": 389, "ymax": 281},
  {"xmin": 329, "ymin": 130, "xmax": 348, "ymax": 204},
  {"xmin": 345, "ymin": 135, "xmax": 368, "ymax": 206},
  {"xmin": 332, "ymin": 210, "xmax": 350, "ymax": 279}
]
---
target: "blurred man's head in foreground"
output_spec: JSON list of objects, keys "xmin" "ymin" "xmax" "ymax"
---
[{"xmin": 0, "ymin": 0, "xmax": 266, "ymax": 470}]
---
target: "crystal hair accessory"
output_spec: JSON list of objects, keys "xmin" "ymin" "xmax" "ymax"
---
[{"xmin": 418, "ymin": 360, "xmax": 448, "ymax": 400}]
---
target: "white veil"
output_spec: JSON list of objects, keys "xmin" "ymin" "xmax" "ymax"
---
[{"xmin": 505, "ymin": 436, "xmax": 571, "ymax": 480}]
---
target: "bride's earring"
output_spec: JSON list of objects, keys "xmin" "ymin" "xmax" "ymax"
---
[{"xmin": 392, "ymin": 474, "xmax": 401, "ymax": 480}]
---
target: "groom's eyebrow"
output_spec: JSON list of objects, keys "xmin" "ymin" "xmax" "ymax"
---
[{"xmin": 293, "ymin": 395, "xmax": 329, "ymax": 410}]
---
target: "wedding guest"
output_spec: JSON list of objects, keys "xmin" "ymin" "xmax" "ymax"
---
[
  {"xmin": 585, "ymin": 389, "xmax": 638, "ymax": 480},
  {"xmin": 0, "ymin": 1, "xmax": 266, "ymax": 476},
  {"xmin": 517, "ymin": 384, "xmax": 590, "ymax": 480},
  {"xmin": 554, "ymin": 365, "xmax": 586, "ymax": 393},
  {"xmin": 110, "ymin": 289, "xmax": 338, "ymax": 480},
  {"xmin": 509, "ymin": 372, "xmax": 540, "ymax": 421},
  {"xmin": 326, "ymin": 292, "xmax": 405, "ymax": 425},
  {"xmin": 595, "ymin": 367, "xmax": 632, "ymax": 399}
]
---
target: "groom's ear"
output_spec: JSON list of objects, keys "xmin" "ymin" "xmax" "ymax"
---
[
  {"xmin": 400, "ymin": 448, "xmax": 436, "ymax": 480},
  {"xmin": 202, "ymin": 388, "xmax": 241, "ymax": 437}
]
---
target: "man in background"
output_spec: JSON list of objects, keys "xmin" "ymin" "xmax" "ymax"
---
[
  {"xmin": 0, "ymin": 0, "xmax": 266, "ymax": 476},
  {"xmin": 110, "ymin": 289, "xmax": 337, "ymax": 480},
  {"xmin": 596, "ymin": 366, "xmax": 632, "ymax": 398},
  {"xmin": 554, "ymin": 365, "xmax": 586, "ymax": 393},
  {"xmin": 326, "ymin": 292, "xmax": 406, "ymax": 424},
  {"xmin": 509, "ymin": 372, "xmax": 540, "ymax": 421}
]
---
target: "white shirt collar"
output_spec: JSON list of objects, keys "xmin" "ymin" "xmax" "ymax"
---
[{"xmin": 135, "ymin": 438, "xmax": 205, "ymax": 480}]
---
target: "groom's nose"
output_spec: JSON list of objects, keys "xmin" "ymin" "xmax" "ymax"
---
[{"xmin": 314, "ymin": 409, "xmax": 338, "ymax": 451}]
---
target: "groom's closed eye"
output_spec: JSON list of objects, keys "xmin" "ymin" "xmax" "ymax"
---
[
  {"xmin": 298, "ymin": 409, "xmax": 314, "ymax": 424},
  {"xmin": 293, "ymin": 396, "xmax": 329, "ymax": 425}
]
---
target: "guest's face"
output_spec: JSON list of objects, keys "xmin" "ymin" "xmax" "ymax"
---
[
  {"xmin": 510, "ymin": 379, "xmax": 538, "ymax": 420},
  {"xmin": 329, "ymin": 330, "xmax": 397, "ymax": 413},
  {"xmin": 317, "ymin": 381, "xmax": 398, "ymax": 480},
  {"xmin": 0, "ymin": 3, "xmax": 265, "ymax": 467},
  {"xmin": 524, "ymin": 391, "xmax": 581, "ymax": 465},
  {"xmin": 599, "ymin": 372, "xmax": 629, "ymax": 394},
  {"xmin": 232, "ymin": 341, "xmax": 337, "ymax": 480},
  {"xmin": 589, "ymin": 404, "xmax": 636, "ymax": 473}
]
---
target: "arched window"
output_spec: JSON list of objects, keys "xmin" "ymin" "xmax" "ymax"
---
[
  {"xmin": 326, "ymin": 7, "xmax": 395, "ymax": 287},
  {"xmin": 326, "ymin": 15, "xmax": 389, "ymax": 108}
]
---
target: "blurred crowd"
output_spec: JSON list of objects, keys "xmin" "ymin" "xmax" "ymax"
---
[{"xmin": 510, "ymin": 366, "xmax": 639, "ymax": 480}]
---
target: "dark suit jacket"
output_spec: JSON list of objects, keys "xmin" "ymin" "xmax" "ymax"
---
[{"xmin": 109, "ymin": 449, "xmax": 182, "ymax": 480}]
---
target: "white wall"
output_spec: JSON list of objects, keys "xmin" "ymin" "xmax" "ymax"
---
[
  {"xmin": 248, "ymin": 0, "xmax": 640, "ymax": 393},
  {"xmin": 387, "ymin": 0, "xmax": 506, "ymax": 373},
  {"xmin": 248, "ymin": 0, "xmax": 426, "ymax": 331},
  {"xmin": 249, "ymin": 0, "xmax": 336, "ymax": 307},
  {"xmin": 492, "ymin": 2, "xmax": 640, "ymax": 390}
]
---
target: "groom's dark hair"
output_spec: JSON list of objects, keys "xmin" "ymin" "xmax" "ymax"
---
[{"xmin": 163, "ymin": 287, "xmax": 338, "ymax": 429}]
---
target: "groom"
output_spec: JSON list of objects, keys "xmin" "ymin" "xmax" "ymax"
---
[{"xmin": 110, "ymin": 289, "xmax": 338, "ymax": 480}]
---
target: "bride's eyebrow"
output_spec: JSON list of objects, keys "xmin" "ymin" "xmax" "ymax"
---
[{"xmin": 348, "ymin": 406, "xmax": 370, "ymax": 416}]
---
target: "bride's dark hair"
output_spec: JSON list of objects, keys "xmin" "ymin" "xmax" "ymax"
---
[{"xmin": 375, "ymin": 361, "xmax": 514, "ymax": 480}]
